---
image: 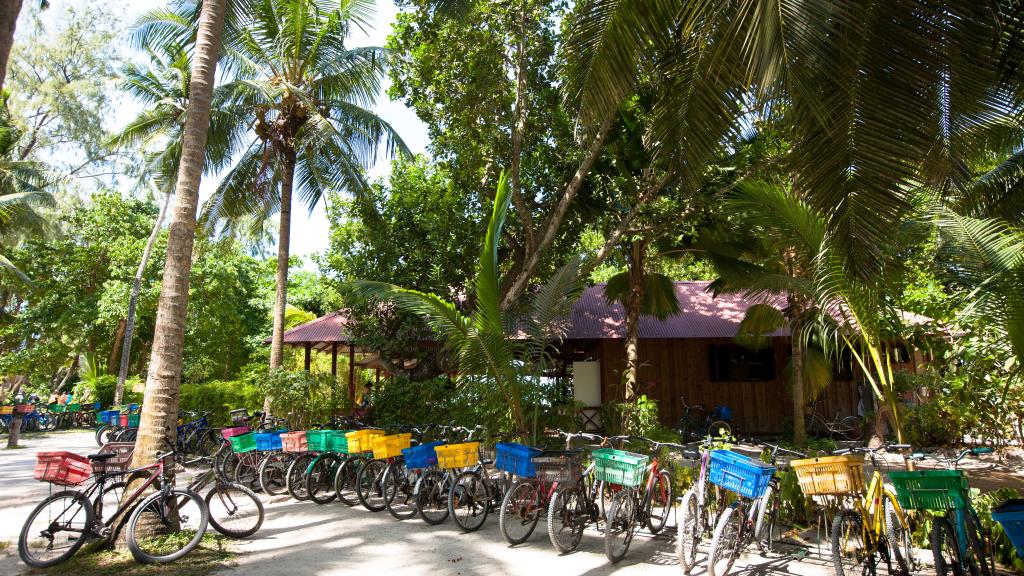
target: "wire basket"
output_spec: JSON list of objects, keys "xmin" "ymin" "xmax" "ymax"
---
[
  {"xmin": 790, "ymin": 454, "xmax": 866, "ymax": 496},
  {"xmin": 890, "ymin": 469, "xmax": 971, "ymax": 511},
  {"xmin": 533, "ymin": 450, "xmax": 583, "ymax": 484},
  {"xmin": 34, "ymin": 452, "xmax": 91, "ymax": 486},
  {"xmin": 345, "ymin": 429, "xmax": 385, "ymax": 454},
  {"xmin": 229, "ymin": 432, "xmax": 257, "ymax": 453},
  {"xmin": 708, "ymin": 450, "xmax": 775, "ymax": 499},
  {"xmin": 435, "ymin": 442, "xmax": 480, "ymax": 469},
  {"xmin": 281, "ymin": 431, "xmax": 308, "ymax": 452},
  {"xmin": 593, "ymin": 448, "xmax": 649, "ymax": 487},
  {"xmin": 495, "ymin": 442, "xmax": 543, "ymax": 478},
  {"xmin": 372, "ymin": 433, "xmax": 412, "ymax": 460},
  {"xmin": 91, "ymin": 442, "xmax": 135, "ymax": 474}
]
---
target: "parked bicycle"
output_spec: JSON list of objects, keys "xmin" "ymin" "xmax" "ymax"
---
[
  {"xmin": 675, "ymin": 397, "xmax": 734, "ymax": 440},
  {"xmin": 677, "ymin": 437, "xmax": 725, "ymax": 573},
  {"xmin": 545, "ymin": 430, "xmax": 610, "ymax": 553},
  {"xmin": 805, "ymin": 399, "xmax": 863, "ymax": 441},
  {"xmin": 602, "ymin": 436, "xmax": 678, "ymax": 563},
  {"xmin": 703, "ymin": 447, "xmax": 777, "ymax": 576}
]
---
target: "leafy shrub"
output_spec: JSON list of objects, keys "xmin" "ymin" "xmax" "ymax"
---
[
  {"xmin": 179, "ymin": 379, "xmax": 264, "ymax": 426},
  {"xmin": 903, "ymin": 400, "xmax": 960, "ymax": 447},
  {"xmin": 77, "ymin": 375, "xmax": 142, "ymax": 408}
]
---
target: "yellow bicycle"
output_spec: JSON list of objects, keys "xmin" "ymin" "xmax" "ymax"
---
[{"xmin": 791, "ymin": 443, "xmax": 914, "ymax": 576}]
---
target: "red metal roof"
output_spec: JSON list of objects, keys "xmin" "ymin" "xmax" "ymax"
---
[
  {"xmin": 566, "ymin": 281, "xmax": 787, "ymax": 340},
  {"xmin": 273, "ymin": 311, "xmax": 352, "ymax": 350}
]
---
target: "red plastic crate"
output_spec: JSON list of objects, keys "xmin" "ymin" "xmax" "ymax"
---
[
  {"xmin": 281, "ymin": 431, "xmax": 308, "ymax": 452},
  {"xmin": 34, "ymin": 452, "xmax": 92, "ymax": 486},
  {"xmin": 15, "ymin": 404, "xmax": 35, "ymax": 413},
  {"xmin": 221, "ymin": 426, "xmax": 250, "ymax": 439}
]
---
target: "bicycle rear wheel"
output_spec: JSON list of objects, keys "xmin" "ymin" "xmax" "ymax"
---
[
  {"xmin": 307, "ymin": 454, "xmax": 341, "ymax": 505},
  {"xmin": 500, "ymin": 481, "xmax": 542, "ymax": 545},
  {"xmin": 450, "ymin": 470, "xmax": 490, "ymax": 532},
  {"xmin": 707, "ymin": 504, "xmax": 744, "ymax": 576},
  {"xmin": 832, "ymin": 509, "xmax": 877, "ymax": 576},
  {"xmin": 931, "ymin": 515, "xmax": 964, "ymax": 576},
  {"xmin": 126, "ymin": 488, "xmax": 209, "ymax": 564},
  {"xmin": 415, "ymin": 470, "xmax": 450, "ymax": 525},
  {"xmin": 383, "ymin": 463, "xmax": 419, "ymax": 520},
  {"xmin": 548, "ymin": 485, "xmax": 586, "ymax": 554},
  {"xmin": 205, "ymin": 482, "xmax": 264, "ymax": 538},
  {"xmin": 604, "ymin": 489, "xmax": 638, "ymax": 563},
  {"xmin": 19, "ymin": 490, "xmax": 93, "ymax": 568},
  {"xmin": 258, "ymin": 452, "xmax": 291, "ymax": 496},
  {"xmin": 356, "ymin": 459, "xmax": 388, "ymax": 512},
  {"xmin": 677, "ymin": 489, "xmax": 701, "ymax": 572}
]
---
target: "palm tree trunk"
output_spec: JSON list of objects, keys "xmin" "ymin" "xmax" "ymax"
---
[
  {"xmin": 129, "ymin": 0, "xmax": 226, "ymax": 485},
  {"xmin": 790, "ymin": 314, "xmax": 807, "ymax": 446},
  {"xmin": 0, "ymin": 0, "xmax": 22, "ymax": 92},
  {"xmin": 621, "ymin": 239, "xmax": 644, "ymax": 432},
  {"xmin": 268, "ymin": 146, "xmax": 296, "ymax": 372},
  {"xmin": 116, "ymin": 190, "xmax": 171, "ymax": 405},
  {"xmin": 107, "ymin": 319, "xmax": 127, "ymax": 375}
]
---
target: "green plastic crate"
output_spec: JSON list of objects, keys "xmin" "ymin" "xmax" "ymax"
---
[
  {"xmin": 229, "ymin": 432, "xmax": 257, "ymax": 453},
  {"xmin": 67, "ymin": 403, "xmax": 82, "ymax": 412},
  {"xmin": 328, "ymin": 430, "xmax": 353, "ymax": 453},
  {"xmin": 890, "ymin": 470, "xmax": 970, "ymax": 510},
  {"xmin": 306, "ymin": 430, "xmax": 351, "ymax": 452},
  {"xmin": 127, "ymin": 414, "xmax": 141, "ymax": 427},
  {"xmin": 50, "ymin": 404, "xmax": 66, "ymax": 413},
  {"xmin": 593, "ymin": 448, "xmax": 650, "ymax": 487}
]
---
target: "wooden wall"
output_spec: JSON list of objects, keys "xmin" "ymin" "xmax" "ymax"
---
[{"xmin": 594, "ymin": 337, "xmax": 859, "ymax": 435}]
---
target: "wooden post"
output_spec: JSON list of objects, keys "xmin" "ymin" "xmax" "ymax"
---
[
  {"xmin": 348, "ymin": 343, "xmax": 355, "ymax": 411},
  {"xmin": 331, "ymin": 342, "xmax": 338, "ymax": 414},
  {"xmin": 375, "ymin": 368, "xmax": 380, "ymax": 385},
  {"xmin": 304, "ymin": 342, "xmax": 311, "ymax": 372},
  {"xmin": 331, "ymin": 342, "xmax": 338, "ymax": 376}
]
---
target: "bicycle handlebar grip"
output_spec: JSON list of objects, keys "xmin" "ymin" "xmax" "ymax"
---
[
  {"xmin": 887, "ymin": 444, "xmax": 912, "ymax": 450},
  {"xmin": 972, "ymin": 447, "xmax": 994, "ymax": 455}
]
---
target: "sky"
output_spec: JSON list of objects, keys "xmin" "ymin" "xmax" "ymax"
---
[{"xmin": 38, "ymin": 0, "xmax": 431, "ymax": 267}]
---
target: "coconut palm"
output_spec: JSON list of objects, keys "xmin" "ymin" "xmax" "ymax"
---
[
  {"xmin": 0, "ymin": 103, "xmax": 51, "ymax": 281},
  {"xmin": 0, "ymin": 0, "xmax": 48, "ymax": 91}
]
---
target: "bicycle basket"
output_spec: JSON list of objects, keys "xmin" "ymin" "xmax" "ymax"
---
[
  {"xmin": 991, "ymin": 499, "xmax": 1024, "ymax": 558},
  {"xmin": 345, "ymin": 429, "xmax": 385, "ymax": 454},
  {"xmin": 254, "ymin": 430, "xmax": 285, "ymax": 451},
  {"xmin": 67, "ymin": 403, "xmax": 81, "ymax": 413},
  {"xmin": 593, "ymin": 448, "xmax": 649, "ymax": 487},
  {"xmin": 34, "ymin": 452, "xmax": 91, "ymax": 486},
  {"xmin": 221, "ymin": 425, "xmax": 250, "ymax": 439},
  {"xmin": 708, "ymin": 450, "xmax": 775, "ymax": 499},
  {"xmin": 435, "ymin": 442, "xmax": 480, "ymax": 469},
  {"xmin": 402, "ymin": 442, "xmax": 442, "ymax": 469},
  {"xmin": 281, "ymin": 431, "xmax": 308, "ymax": 452},
  {"xmin": 229, "ymin": 432, "xmax": 257, "ymax": 453},
  {"xmin": 889, "ymin": 469, "xmax": 970, "ymax": 511},
  {"xmin": 16, "ymin": 404, "xmax": 35, "ymax": 414},
  {"xmin": 127, "ymin": 414, "xmax": 140, "ymax": 428},
  {"xmin": 92, "ymin": 442, "xmax": 135, "ymax": 474},
  {"xmin": 533, "ymin": 450, "xmax": 583, "ymax": 484},
  {"xmin": 790, "ymin": 454, "xmax": 866, "ymax": 496},
  {"xmin": 49, "ymin": 404, "xmax": 64, "ymax": 414},
  {"xmin": 327, "ymin": 430, "xmax": 353, "ymax": 453},
  {"xmin": 495, "ymin": 442, "xmax": 542, "ymax": 477},
  {"xmin": 372, "ymin": 433, "xmax": 412, "ymax": 460},
  {"xmin": 306, "ymin": 430, "xmax": 343, "ymax": 452},
  {"xmin": 0, "ymin": 405, "xmax": 12, "ymax": 415}
]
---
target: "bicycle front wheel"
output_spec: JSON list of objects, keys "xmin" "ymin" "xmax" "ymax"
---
[
  {"xmin": 334, "ymin": 457, "xmax": 361, "ymax": 506},
  {"xmin": 356, "ymin": 459, "xmax": 388, "ymax": 512},
  {"xmin": 286, "ymin": 453, "xmax": 316, "ymax": 501},
  {"xmin": 646, "ymin": 469, "xmax": 673, "ymax": 534},
  {"xmin": 383, "ymin": 463, "xmax": 419, "ymax": 520},
  {"xmin": 205, "ymin": 482, "xmax": 264, "ymax": 538},
  {"xmin": 258, "ymin": 452, "xmax": 291, "ymax": 496},
  {"xmin": 831, "ymin": 509, "xmax": 876, "ymax": 576},
  {"xmin": 307, "ymin": 454, "xmax": 341, "ymax": 505},
  {"xmin": 931, "ymin": 515, "xmax": 964, "ymax": 576},
  {"xmin": 707, "ymin": 504, "xmax": 744, "ymax": 576},
  {"xmin": 449, "ymin": 471, "xmax": 491, "ymax": 532},
  {"xmin": 884, "ymin": 492, "xmax": 913, "ymax": 575},
  {"xmin": 232, "ymin": 456, "xmax": 261, "ymax": 492},
  {"xmin": 548, "ymin": 485, "xmax": 586, "ymax": 554},
  {"xmin": 19, "ymin": 490, "xmax": 94, "ymax": 568},
  {"xmin": 754, "ymin": 484, "xmax": 779, "ymax": 553},
  {"xmin": 415, "ymin": 469, "xmax": 450, "ymax": 525},
  {"xmin": 677, "ymin": 488, "xmax": 701, "ymax": 572},
  {"xmin": 964, "ymin": 511, "xmax": 993, "ymax": 576},
  {"xmin": 500, "ymin": 481, "xmax": 542, "ymax": 545},
  {"xmin": 604, "ymin": 489, "xmax": 638, "ymax": 563},
  {"xmin": 126, "ymin": 488, "xmax": 209, "ymax": 564}
]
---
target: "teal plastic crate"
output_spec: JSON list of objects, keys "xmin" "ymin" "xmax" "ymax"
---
[
  {"xmin": 593, "ymin": 448, "xmax": 649, "ymax": 487},
  {"xmin": 890, "ymin": 470, "xmax": 970, "ymax": 511}
]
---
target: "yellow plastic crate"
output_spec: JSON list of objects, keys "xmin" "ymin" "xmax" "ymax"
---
[
  {"xmin": 345, "ymin": 429, "xmax": 385, "ymax": 453},
  {"xmin": 371, "ymin": 433, "xmax": 412, "ymax": 460},
  {"xmin": 791, "ymin": 454, "xmax": 866, "ymax": 496},
  {"xmin": 0, "ymin": 406, "xmax": 12, "ymax": 415},
  {"xmin": 435, "ymin": 442, "xmax": 480, "ymax": 469}
]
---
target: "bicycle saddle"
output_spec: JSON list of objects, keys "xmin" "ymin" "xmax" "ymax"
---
[{"xmin": 88, "ymin": 453, "xmax": 117, "ymax": 461}]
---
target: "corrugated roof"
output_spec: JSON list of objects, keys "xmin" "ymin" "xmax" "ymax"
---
[
  {"xmin": 565, "ymin": 281, "xmax": 786, "ymax": 340},
  {"xmin": 269, "ymin": 311, "xmax": 352, "ymax": 351}
]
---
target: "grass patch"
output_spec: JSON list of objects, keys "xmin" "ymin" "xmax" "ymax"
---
[
  {"xmin": 0, "ymin": 540, "xmax": 10, "ymax": 553},
  {"xmin": 22, "ymin": 534, "xmax": 235, "ymax": 576}
]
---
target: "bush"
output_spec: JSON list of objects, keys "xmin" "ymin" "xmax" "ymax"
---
[
  {"xmin": 179, "ymin": 380, "xmax": 264, "ymax": 426},
  {"xmin": 903, "ymin": 400, "xmax": 960, "ymax": 447},
  {"xmin": 76, "ymin": 376, "xmax": 142, "ymax": 408}
]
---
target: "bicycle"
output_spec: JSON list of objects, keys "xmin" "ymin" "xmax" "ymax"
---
[
  {"xmin": 184, "ymin": 453, "xmax": 265, "ymax": 538},
  {"xmin": 545, "ymin": 430, "xmax": 610, "ymax": 553},
  {"xmin": 677, "ymin": 437, "xmax": 726, "ymax": 573},
  {"xmin": 498, "ymin": 443, "xmax": 581, "ymax": 545},
  {"xmin": 602, "ymin": 436, "xmax": 677, "ymax": 563},
  {"xmin": 415, "ymin": 427, "xmax": 481, "ymax": 526},
  {"xmin": 895, "ymin": 447, "xmax": 995, "ymax": 576},
  {"xmin": 19, "ymin": 447, "xmax": 209, "ymax": 567},
  {"xmin": 703, "ymin": 448, "xmax": 777, "ymax": 576},
  {"xmin": 805, "ymin": 399, "xmax": 863, "ymax": 441},
  {"xmin": 829, "ymin": 443, "xmax": 915, "ymax": 576},
  {"xmin": 746, "ymin": 439, "xmax": 807, "ymax": 554},
  {"xmin": 675, "ymin": 397, "xmax": 733, "ymax": 440}
]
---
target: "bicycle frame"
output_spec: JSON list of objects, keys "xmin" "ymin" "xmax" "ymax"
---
[{"xmin": 87, "ymin": 458, "xmax": 167, "ymax": 531}]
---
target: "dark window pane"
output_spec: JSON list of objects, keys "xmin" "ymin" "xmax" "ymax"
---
[{"xmin": 708, "ymin": 345, "xmax": 775, "ymax": 382}]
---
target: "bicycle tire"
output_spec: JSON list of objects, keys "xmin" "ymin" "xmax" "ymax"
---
[
  {"xmin": 837, "ymin": 416, "xmax": 864, "ymax": 441},
  {"xmin": 646, "ymin": 469, "xmax": 673, "ymax": 534},
  {"xmin": 307, "ymin": 454, "xmax": 341, "ymax": 505},
  {"xmin": 18, "ymin": 490, "xmax": 93, "ymax": 568},
  {"xmin": 205, "ymin": 482, "xmax": 264, "ymax": 538},
  {"xmin": 286, "ymin": 453, "xmax": 316, "ymax": 501},
  {"xmin": 832, "ymin": 509, "xmax": 877, "ymax": 576},
  {"xmin": 95, "ymin": 424, "xmax": 112, "ymax": 446},
  {"xmin": 754, "ymin": 483, "xmax": 778, "ymax": 553},
  {"xmin": 415, "ymin": 469, "xmax": 450, "ymax": 525},
  {"xmin": 706, "ymin": 420, "xmax": 732, "ymax": 439},
  {"xmin": 548, "ymin": 485, "xmax": 586, "ymax": 554},
  {"xmin": 884, "ymin": 492, "xmax": 913, "ymax": 575},
  {"xmin": 232, "ymin": 455, "xmax": 261, "ymax": 492},
  {"xmin": 125, "ymin": 488, "xmax": 209, "ymax": 564},
  {"xmin": 93, "ymin": 480, "xmax": 127, "ymax": 519},
  {"xmin": 964, "ymin": 511, "xmax": 993, "ymax": 576},
  {"xmin": 604, "ymin": 489, "xmax": 637, "ymax": 563},
  {"xmin": 198, "ymin": 429, "xmax": 220, "ymax": 457},
  {"xmin": 931, "ymin": 515, "xmax": 965, "ymax": 576},
  {"xmin": 677, "ymin": 488, "xmax": 701, "ymax": 572},
  {"xmin": 500, "ymin": 481, "xmax": 541, "ymax": 545},
  {"xmin": 333, "ymin": 456, "xmax": 361, "ymax": 506},
  {"xmin": 708, "ymin": 503, "xmax": 747, "ymax": 576},
  {"xmin": 450, "ymin": 470, "xmax": 490, "ymax": 532},
  {"xmin": 355, "ymin": 459, "xmax": 388, "ymax": 512},
  {"xmin": 258, "ymin": 452, "xmax": 291, "ymax": 496},
  {"xmin": 383, "ymin": 463, "xmax": 419, "ymax": 520}
]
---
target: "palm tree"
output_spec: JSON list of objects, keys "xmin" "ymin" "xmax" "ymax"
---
[
  {"xmin": 194, "ymin": 0, "xmax": 408, "ymax": 372},
  {"xmin": 0, "ymin": 0, "xmax": 48, "ymax": 91},
  {"xmin": 131, "ymin": 0, "xmax": 227, "ymax": 472},
  {"xmin": 0, "ymin": 101, "xmax": 51, "ymax": 281},
  {"xmin": 353, "ymin": 173, "xmax": 583, "ymax": 437}
]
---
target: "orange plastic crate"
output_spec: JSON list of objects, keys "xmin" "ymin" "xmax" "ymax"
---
[
  {"xmin": 34, "ymin": 452, "xmax": 92, "ymax": 486},
  {"xmin": 281, "ymin": 431, "xmax": 308, "ymax": 452}
]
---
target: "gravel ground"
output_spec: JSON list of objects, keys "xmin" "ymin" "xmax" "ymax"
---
[{"xmin": 1, "ymin": 432, "xmax": 1020, "ymax": 576}]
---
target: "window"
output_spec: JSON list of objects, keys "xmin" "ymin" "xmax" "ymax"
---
[{"xmin": 708, "ymin": 345, "xmax": 776, "ymax": 382}]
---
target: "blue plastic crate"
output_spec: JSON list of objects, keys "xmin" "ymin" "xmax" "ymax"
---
[
  {"xmin": 713, "ymin": 405, "xmax": 733, "ymax": 421},
  {"xmin": 402, "ymin": 441, "xmax": 443, "ymax": 469},
  {"xmin": 254, "ymin": 430, "xmax": 285, "ymax": 451},
  {"xmin": 495, "ymin": 442, "xmax": 542, "ymax": 477},
  {"xmin": 100, "ymin": 410, "xmax": 120, "ymax": 424},
  {"xmin": 708, "ymin": 450, "xmax": 775, "ymax": 499},
  {"xmin": 992, "ymin": 499, "xmax": 1024, "ymax": 559}
]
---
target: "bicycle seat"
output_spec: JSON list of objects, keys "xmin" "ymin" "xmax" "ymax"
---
[
  {"xmin": 481, "ymin": 458, "xmax": 493, "ymax": 466},
  {"xmin": 88, "ymin": 453, "xmax": 117, "ymax": 462}
]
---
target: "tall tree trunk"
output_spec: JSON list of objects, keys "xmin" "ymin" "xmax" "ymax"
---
[
  {"xmin": 107, "ymin": 319, "xmax": 127, "ymax": 375},
  {"xmin": 116, "ymin": 190, "xmax": 171, "ymax": 405},
  {"xmin": 621, "ymin": 239, "xmax": 645, "ymax": 433},
  {"xmin": 265, "ymin": 146, "xmax": 296, "ymax": 413},
  {"xmin": 130, "ymin": 0, "xmax": 226, "ymax": 482},
  {"xmin": 53, "ymin": 356, "xmax": 78, "ymax": 395},
  {"xmin": 790, "ymin": 313, "xmax": 807, "ymax": 446},
  {"xmin": 6, "ymin": 378, "xmax": 23, "ymax": 448},
  {"xmin": 0, "ymin": 0, "xmax": 22, "ymax": 92},
  {"xmin": 508, "ymin": 0, "xmax": 533, "ymax": 251}
]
